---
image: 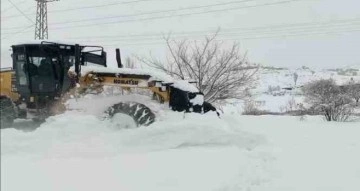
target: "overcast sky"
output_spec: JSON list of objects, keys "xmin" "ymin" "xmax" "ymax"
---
[{"xmin": 1, "ymin": 0, "xmax": 360, "ymax": 69}]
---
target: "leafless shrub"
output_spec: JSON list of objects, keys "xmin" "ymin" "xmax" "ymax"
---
[
  {"xmin": 279, "ymin": 97, "xmax": 298, "ymax": 113},
  {"xmin": 345, "ymin": 81, "xmax": 360, "ymax": 105},
  {"xmin": 242, "ymin": 100, "xmax": 263, "ymax": 115},
  {"xmin": 293, "ymin": 72, "xmax": 298, "ymax": 86},
  {"xmin": 139, "ymin": 33, "xmax": 258, "ymax": 103},
  {"xmin": 303, "ymin": 79, "xmax": 354, "ymax": 122},
  {"xmin": 267, "ymin": 85, "xmax": 281, "ymax": 95}
]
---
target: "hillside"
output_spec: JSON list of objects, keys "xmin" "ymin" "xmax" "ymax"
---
[{"xmin": 245, "ymin": 66, "xmax": 360, "ymax": 113}]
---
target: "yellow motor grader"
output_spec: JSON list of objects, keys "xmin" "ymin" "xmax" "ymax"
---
[{"xmin": 0, "ymin": 41, "xmax": 216, "ymax": 128}]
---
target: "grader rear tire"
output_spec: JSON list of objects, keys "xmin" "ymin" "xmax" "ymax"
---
[
  {"xmin": 0, "ymin": 97, "xmax": 17, "ymax": 128},
  {"xmin": 105, "ymin": 102, "xmax": 155, "ymax": 127}
]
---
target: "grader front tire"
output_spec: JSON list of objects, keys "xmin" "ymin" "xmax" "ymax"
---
[{"xmin": 106, "ymin": 102, "xmax": 156, "ymax": 127}]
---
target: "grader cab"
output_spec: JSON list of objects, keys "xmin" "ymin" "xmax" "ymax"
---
[{"xmin": 0, "ymin": 41, "xmax": 216, "ymax": 128}]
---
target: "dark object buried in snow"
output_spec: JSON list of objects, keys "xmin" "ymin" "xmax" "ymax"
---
[
  {"xmin": 169, "ymin": 87, "xmax": 219, "ymax": 116},
  {"xmin": 105, "ymin": 102, "xmax": 156, "ymax": 126}
]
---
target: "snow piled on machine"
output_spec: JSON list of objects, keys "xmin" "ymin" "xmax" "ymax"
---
[
  {"xmin": 189, "ymin": 93, "xmax": 205, "ymax": 105},
  {"xmin": 72, "ymin": 65, "xmax": 200, "ymax": 92},
  {"xmin": 66, "ymin": 93, "xmax": 166, "ymax": 117},
  {"xmin": 172, "ymin": 80, "xmax": 199, "ymax": 93},
  {"xmin": 13, "ymin": 39, "xmax": 81, "ymax": 46},
  {"xmin": 73, "ymin": 65, "xmax": 175, "ymax": 83}
]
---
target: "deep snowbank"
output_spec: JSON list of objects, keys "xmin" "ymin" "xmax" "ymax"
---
[
  {"xmin": 237, "ymin": 115, "xmax": 360, "ymax": 191},
  {"xmin": 1, "ymin": 110, "xmax": 271, "ymax": 191},
  {"xmin": 1, "ymin": 94, "xmax": 360, "ymax": 191},
  {"xmin": 1, "ymin": 93, "xmax": 270, "ymax": 191}
]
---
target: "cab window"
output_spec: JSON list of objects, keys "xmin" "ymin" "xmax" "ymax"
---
[{"xmin": 15, "ymin": 54, "xmax": 27, "ymax": 86}]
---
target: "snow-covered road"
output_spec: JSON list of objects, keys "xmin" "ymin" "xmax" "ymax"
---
[{"xmin": 1, "ymin": 96, "xmax": 360, "ymax": 191}]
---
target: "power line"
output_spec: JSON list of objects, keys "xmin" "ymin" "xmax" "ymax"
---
[
  {"xmin": 1, "ymin": 0, "xmax": 253, "ymax": 30},
  {"xmin": 58, "ymin": 25, "xmax": 360, "ymax": 45},
  {"xmin": 1, "ymin": 0, "xmax": 162, "ymax": 19},
  {"xmin": 1, "ymin": 24, "xmax": 34, "ymax": 40},
  {"xmin": 77, "ymin": 26, "xmax": 360, "ymax": 43},
  {"xmin": 55, "ymin": 18, "xmax": 360, "ymax": 40},
  {"xmin": 3, "ymin": 18, "xmax": 360, "ymax": 41},
  {"xmin": 2, "ymin": 24, "xmax": 359, "ymax": 43},
  {"xmin": 6, "ymin": 0, "xmax": 357, "ymax": 42},
  {"xmin": 211, "ymin": 28, "xmax": 360, "ymax": 40},
  {"xmin": 1, "ymin": 25, "xmax": 35, "ymax": 30},
  {"xmin": 50, "ymin": 0, "xmax": 159, "ymax": 13},
  {"xmin": 1, "ymin": 0, "xmax": 28, "ymax": 14},
  {"xmin": 0, "ymin": 6, "xmax": 34, "ymax": 21},
  {"xmin": 6, "ymin": 0, "xmax": 35, "ymax": 24},
  {"xmin": 46, "ymin": 21, "xmax": 360, "ymax": 45},
  {"xmin": 49, "ymin": 0, "xmax": 255, "ymax": 25},
  {"xmin": 48, "ymin": 0, "xmax": 302, "ymax": 30},
  {"xmin": 1, "ymin": 0, "xmax": 298, "ymax": 31},
  {"xmin": 99, "ymin": 29, "xmax": 360, "ymax": 47}
]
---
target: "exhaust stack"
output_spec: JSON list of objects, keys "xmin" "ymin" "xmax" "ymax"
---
[{"xmin": 116, "ymin": 48, "xmax": 123, "ymax": 68}]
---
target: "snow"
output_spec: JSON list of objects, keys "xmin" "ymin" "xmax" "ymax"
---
[
  {"xmin": 257, "ymin": 67, "xmax": 360, "ymax": 93},
  {"xmin": 66, "ymin": 93, "xmax": 166, "ymax": 117},
  {"xmin": 1, "ymin": 62, "xmax": 360, "ymax": 191},
  {"xmin": 246, "ymin": 67, "xmax": 360, "ymax": 112},
  {"xmin": 172, "ymin": 80, "xmax": 199, "ymax": 92},
  {"xmin": 1, "ymin": 93, "xmax": 360, "ymax": 191},
  {"xmin": 73, "ymin": 65, "xmax": 200, "ymax": 92},
  {"xmin": 72, "ymin": 65, "xmax": 175, "ymax": 83},
  {"xmin": 239, "ymin": 115, "xmax": 360, "ymax": 191},
  {"xmin": 189, "ymin": 94, "xmax": 204, "ymax": 106},
  {"xmin": 13, "ymin": 39, "xmax": 86, "ymax": 46}
]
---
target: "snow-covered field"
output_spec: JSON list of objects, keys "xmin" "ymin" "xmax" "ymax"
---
[
  {"xmin": 249, "ymin": 66, "xmax": 360, "ymax": 112},
  {"xmin": 1, "ymin": 93, "xmax": 360, "ymax": 191}
]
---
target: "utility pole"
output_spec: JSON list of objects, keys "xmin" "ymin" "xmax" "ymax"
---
[{"xmin": 34, "ymin": 0, "xmax": 58, "ymax": 40}]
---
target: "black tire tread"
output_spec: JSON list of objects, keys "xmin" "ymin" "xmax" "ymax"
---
[{"xmin": 106, "ymin": 102, "xmax": 155, "ymax": 126}]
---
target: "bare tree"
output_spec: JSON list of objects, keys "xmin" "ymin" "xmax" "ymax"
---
[
  {"xmin": 140, "ymin": 34, "xmax": 258, "ymax": 103},
  {"xmin": 346, "ymin": 80, "xmax": 360, "ymax": 104},
  {"xmin": 293, "ymin": 72, "xmax": 298, "ymax": 86},
  {"xmin": 303, "ymin": 79, "xmax": 354, "ymax": 122}
]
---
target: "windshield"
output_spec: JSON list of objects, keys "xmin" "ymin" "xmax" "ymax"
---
[{"xmin": 27, "ymin": 56, "xmax": 60, "ymax": 79}]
